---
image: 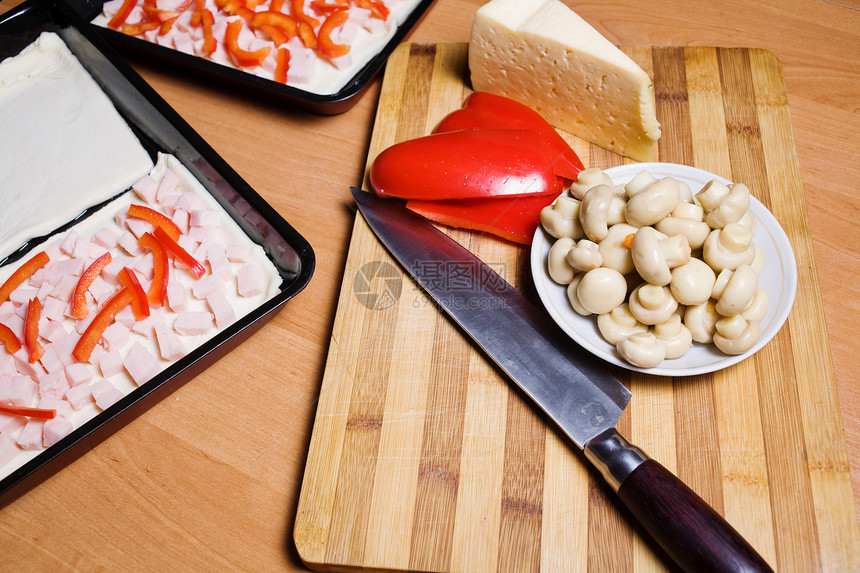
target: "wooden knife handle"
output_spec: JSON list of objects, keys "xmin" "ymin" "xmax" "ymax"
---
[{"xmin": 585, "ymin": 429, "xmax": 773, "ymax": 573}]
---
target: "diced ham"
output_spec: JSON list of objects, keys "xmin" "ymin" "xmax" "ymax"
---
[
  {"xmin": 93, "ymin": 228, "xmax": 121, "ymax": 250},
  {"xmin": 42, "ymin": 295, "xmax": 68, "ymax": 323},
  {"xmin": 133, "ymin": 175, "xmax": 160, "ymax": 203},
  {"xmin": 65, "ymin": 383, "xmax": 94, "ymax": 410},
  {"xmin": 176, "ymin": 191, "xmax": 204, "ymax": 213},
  {"xmin": 40, "ymin": 320, "xmax": 68, "ymax": 343},
  {"xmin": 166, "ymin": 282, "xmax": 188, "ymax": 313},
  {"xmin": 52, "ymin": 275, "xmax": 78, "ymax": 303},
  {"xmin": 125, "ymin": 218, "xmax": 151, "ymax": 239},
  {"xmin": 38, "ymin": 396, "xmax": 74, "ymax": 420},
  {"xmin": 89, "ymin": 277, "xmax": 115, "ymax": 306},
  {"xmin": 64, "ymin": 363, "xmax": 93, "ymax": 387},
  {"xmin": 154, "ymin": 323, "xmax": 187, "ymax": 361},
  {"xmin": 3, "ymin": 314, "xmax": 24, "ymax": 339},
  {"xmin": 206, "ymin": 291, "xmax": 235, "ymax": 328},
  {"xmin": 114, "ymin": 305, "xmax": 136, "ymax": 329},
  {"xmin": 38, "ymin": 371, "xmax": 70, "ymax": 399},
  {"xmin": 30, "ymin": 267, "xmax": 62, "ymax": 289},
  {"xmin": 191, "ymin": 274, "xmax": 221, "ymax": 299},
  {"xmin": 157, "ymin": 168, "xmax": 180, "ymax": 202},
  {"xmin": 98, "ymin": 351, "xmax": 124, "ymax": 378},
  {"xmin": 38, "ymin": 343, "xmax": 65, "ymax": 374},
  {"xmin": 172, "ymin": 209, "xmax": 190, "ymax": 234},
  {"xmin": 237, "ymin": 264, "xmax": 267, "ymax": 297},
  {"xmin": 0, "ymin": 431, "xmax": 20, "ymax": 467},
  {"xmin": 43, "ymin": 417, "xmax": 74, "ymax": 447},
  {"xmin": 188, "ymin": 225, "xmax": 216, "ymax": 243},
  {"xmin": 52, "ymin": 336, "xmax": 80, "ymax": 369},
  {"xmin": 206, "ymin": 244, "xmax": 232, "ymax": 280},
  {"xmin": 59, "ymin": 229, "xmax": 82, "ymax": 256},
  {"xmin": 14, "ymin": 349, "xmax": 45, "ymax": 380},
  {"xmin": 0, "ymin": 355, "xmax": 16, "ymax": 377},
  {"xmin": 134, "ymin": 252, "xmax": 155, "ymax": 280},
  {"xmin": 75, "ymin": 312, "xmax": 96, "ymax": 335},
  {"xmin": 225, "ymin": 244, "xmax": 252, "ymax": 263},
  {"xmin": 0, "ymin": 301, "xmax": 15, "ymax": 321},
  {"xmin": 52, "ymin": 258, "xmax": 85, "ymax": 277},
  {"xmin": 101, "ymin": 321, "xmax": 130, "ymax": 352},
  {"xmin": 9, "ymin": 287, "xmax": 38, "ymax": 307},
  {"xmin": 0, "ymin": 412, "xmax": 26, "ymax": 434},
  {"xmin": 190, "ymin": 210, "xmax": 220, "ymax": 228},
  {"xmin": 0, "ymin": 375, "xmax": 38, "ymax": 406},
  {"xmin": 123, "ymin": 342, "xmax": 161, "ymax": 386},
  {"xmin": 91, "ymin": 380, "xmax": 124, "ymax": 411},
  {"xmin": 173, "ymin": 311, "xmax": 213, "ymax": 336},
  {"xmin": 17, "ymin": 420, "xmax": 44, "ymax": 451},
  {"xmin": 119, "ymin": 231, "xmax": 143, "ymax": 256},
  {"xmin": 130, "ymin": 315, "xmax": 161, "ymax": 337}
]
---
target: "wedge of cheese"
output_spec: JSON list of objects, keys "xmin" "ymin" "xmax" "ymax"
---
[{"xmin": 469, "ymin": 0, "xmax": 661, "ymax": 162}]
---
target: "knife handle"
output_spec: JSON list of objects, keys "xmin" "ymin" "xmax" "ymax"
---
[{"xmin": 584, "ymin": 429, "xmax": 773, "ymax": 573}]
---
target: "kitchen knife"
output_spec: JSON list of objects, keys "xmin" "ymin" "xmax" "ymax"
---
[{"xmin": 351, "ymin": 187, "xmax": 773, "ymax": 573}]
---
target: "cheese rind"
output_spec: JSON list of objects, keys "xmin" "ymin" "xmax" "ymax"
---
[{"xmin": 469, "ymin": 0, "xmax": 661, "ymax": 162}]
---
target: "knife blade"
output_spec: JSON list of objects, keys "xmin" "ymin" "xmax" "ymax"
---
[{"xmin": 351, "ymin": 187, "xmax": 772, "ymax": 573}]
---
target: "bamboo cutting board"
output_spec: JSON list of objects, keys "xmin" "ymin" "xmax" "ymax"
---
[{"xmin": 294, "ymin": 43, "xmax": 860, "ymax": 572}]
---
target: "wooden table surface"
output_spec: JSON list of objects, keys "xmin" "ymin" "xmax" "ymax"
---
[{"xmin": 1, "ymin": 0, "xmax": 858, "ymax": 570}]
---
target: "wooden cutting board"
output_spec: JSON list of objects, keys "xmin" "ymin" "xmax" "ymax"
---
[{"xmin": 294, "ymin": 43, "xmax": 860, "ymax": 572}]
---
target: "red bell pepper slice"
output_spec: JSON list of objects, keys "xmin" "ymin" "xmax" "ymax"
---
[
  {"xmin": 310, "ymin": 0, "xmax": 348, "ymax": 13},
  {"xmin": 406, "ymin": 193, "xmax": 559, "ymax": 245},
  {"xmin": 291, "ymin": 0, "xmax": 319, "ymax": 27},
  {"xmin": 0, "ymin": 323, "xmax": 21, "ymax": 354},
  {"xmin": 225, "ymin": 20, "xmax": 272, "ymax": 67},
  {"xmin": 127, "ymin": 204, "xmax": 182, "ymax": 241},
  {"xmin": 317, "ymin": 9, "xmax": 350, "ymax": 59},
  {"xmin": 70, "ymin": 252, "xmax": 113, "ymax": 319},
  {"xmin": 108, "ymin": 0, "xmax": 139, "ymax": 29},
  {"xmin": 25, "ymin": 298, "xmax": 44, "ymax": 364},
  {"xmin": 153, "ymin": 227, "xmax": 206, "ymax": 279},
  {"xmin": 297, "ymin": 20, "xmax": 317, "ymax": 49},
  {"xmin": 138, "ymin": 232, "xmax": 169, "ymax": 306},
  {"xmin": 118, "ymin": 267, "xmax": 151, "ymax": 320},
  {"xmin": 73, "ymin": 288, "xmax": 134, "ymax": 363},
  {"xmin": 433, "ymin": 92, "xmax": 585, "ymax": 180},
  {"xmin": 0, "ymin": 404, "xmax": 56, "ymax": 420},
  {"xmin": 250, "ymin": 10, "xmax": 299, "ymax": 37},
  {"xmin": 0, "ymin": 251, "xmax": 49, "ymax": 306},
  {"xmin": 370, "ymin": 129, "xmax": 563, "ymax": 200},
  {"xmin": 274, "ymin": 47, "xmax": 291, "ymax": 83},
  {"xmin": 354, "ymin": 0, "xmax": 389, "ymax": 20},
  {"xmin": 121, "ymin": 20, "xmax": 161, "ymax": 35}
]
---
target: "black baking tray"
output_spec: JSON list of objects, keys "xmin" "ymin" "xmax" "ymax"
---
[
  {"xmin": 63, "ymin": 0, "xmax": 436, "ymax": 114},
  {"xmin": 0, "ymin": 0, "xmax": 315, "ymax": 505}
]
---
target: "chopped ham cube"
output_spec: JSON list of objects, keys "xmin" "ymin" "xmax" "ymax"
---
[
  {"xmin": 115, "ymin": 305, "xmax": 136, "ymax": 329},
  {"xmin": 237, "ymin": 264, "xmax": 267, "ymax": 297},
  {"xmin": 0, "ymin": 375, "xmax": 38, "ymax": 406},
  {"xmin": 41, "ymin": 296, "xmax": 68, "ymax": 323},
  {"xmin": 65, "ymin": 363, "xmax": 94, "ymax": 387},
  {"xmin": 191, "ymin": 274, "xmax": 221, "ymax": 299},
  {"xmin": 17, "ymin": 420, "xmax": 44, "ymax": 451},
  {"xmin": 38, "ymin": 371, "xmax": 70, "ymax": 399},
  {"xmin": 176, "ymin": 191, "xmax": 204, "ymax": 213},
  {"xmin": 124, "ymin": 342, "xmax": 161, "ymax": 386},
  {"xmin": 38, "ymin": 343, "xmax": 65, "ymax": 374},
  {"xmin": 119, "ymin": 231, "xmax": 143, "ymax": 256},
  {"xmin": 52, "ymin": 275, "xmax": 78, "ymax": 303},
  {"xmin": 173, "ymin": 311, "xmax": 213, "ymax": 336},
  {"xmin": 65, "ymin": 383, "xmax": 95, "ymax": 410},
  {"xmin": 130, "ymin": 315, "xmax": 161, "ymax": 337},
  {"xmin": 154, "ymin": 323, "xmax": 187, "ymax": 361},
  {"xmin": 125, "ymin": 218, "xmax": 151, "ymax": 239},
  {"xmin": 206, "ymin": 291, "xmax": 235, "ymax": 328},
  {"xmin": 225, "ymin": 244, "xmax": 252, "ymax": 263},
  {"xmin": 53, "ymin": 258, "xmax": 85, "ymax": 277},
  {"xmin": 88, "ymin": 276, "xmax": 115, "ymax": 305},
  {"xmin": 95, "ymin": 386, "xmax": 124, "ymax": 410},
  {"xmin": 93, "ymin": 228, "xmax": 121, "ymax": 250},
  {"xmin": 166, "ymin": 282, "xmax": 188, "ymax": 313},
  {"xmin": 38, "ymin": 396, "xmax": 74, "ymax": 420},
  {"xmin": 101, "ymin": 322, "xmax": 130, "ymax": 352},
  {"xmin": 157, "ymin": 168, "xmax": 180, "ymax": 202},
  {"xmin": 14, "ymin": 349, "xmax": 45, "ymax": 380},
  {"xmin": 30, "ymin": 267, "xmax": 62, "ymax": 289},
  {"xmin": 133, "ymin": 175, "xmax": 160, "ymax": 203},
  {"xmin": 0, "ymin": 431, "xmax": 21, "ymax": 466},
  {"xmin": 59, "ymin": 229, "xmax": 82, "ymax": 256},
  {"xmin": 172, "ymin": 209, "xmax": 190, "ymax": 234},
  {"xmin": 40, "ymin": 320, "xmax": 68, "ymax": 343},
  {"xmin": 190, "ymin": 210, "xmax": 220, "ymax": 228},
  {"xmin": 43, "ymin": 417, "xmax": 74, "ymax": 447},
  {"xmin": 98, "ymin": 351, "xmax": 125, "ymax": 378},
  {"xmin": 0, "ymin": 412, "xmax": 26, "ymax": 434},
  {"xmin": 0, "ymin": 355, "xmax": 16, "ymax": 377},
  {"xmin": 206, "ymin": 244, "xmax": 232, "ymax": 280}
]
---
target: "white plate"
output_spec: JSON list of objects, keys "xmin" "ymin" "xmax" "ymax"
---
[{"xmin": 530, "ymin": 163, "xmax": 797, "ymax": 376}]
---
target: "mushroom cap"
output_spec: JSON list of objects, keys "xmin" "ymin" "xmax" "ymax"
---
[
  {"xmin": 654, "ymin": 314, "xmax": 693, "ymax": 359},
  {"xmin": 580, "ymin": 184, "xmax": 615, "ymax": 242},
  {"xmin": 713, "ymin": 316, "xmax": 762, "ymax": 355},
  {"xmin": 685, "ymin": 300, "xmax": 720, "ymax": 344},
  {"xmin": 617, "ymin": 332, "xmax": 667, "ymax": 368},
  {"xmin": 624, "ymin": 177, "xmax": 681, "ymax": 227},
  {"xmin": 624, "ymin": 170, "xmax": 658, "ymax": 198},
  {"xmin": 631, "ymin": 227, "xmax": 672, "ymax": 286},
  {"xmin": 714, "ymin": 264, "xmax": 759, "ymax": 316},
  {"xmin": 566, "ymin": 274, "xmax": 591, "ymax": 316},
  {"xmin": 577, "ymin": 267, "xmax": 628, "ymax": 315},
  {"xmin": 597, "ymin": 303, "xmax": 647, "ymax": 344},
  {"xmin": 741, "ymin": 287, "xmax": 770, "ymax": 322},
  {"xmin": 701, "ymin": 182, "xmax": 751, "ymax": 229},
  {"xmin": 540, "ymin": 196, "xmax": 584, "ymax": 240},
  {"xmin": 628, "ymin": 284, "xmax": 679, "ymax": 325},
  {"xmin": 655, "ymin": 216, "xmax": 710, "ymax": 251},
  {"xmin": 567, "ymin": 239, "xmax": 603, "ymax": 272},
  {"xmin": 597, "ymin": 223, "xmax": 637, "ymax": 275},
  {"xmin": 547, "ymin": 237, "xmax": 577, "ymax": 284},
  {"xmin": 670, "ymin": 257, "xmax": 716, "ymax": 305},
  {"xmin": 570, "ymin": 167, "xmax": 613, "ymax": 200},
  {"xmin": 702, "ymin": 223, "xmax": 756, "ymax": 271}
]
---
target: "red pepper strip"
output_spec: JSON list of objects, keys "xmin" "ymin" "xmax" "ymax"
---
[
  {"xmin": 225, "ymin": 20, "xmax": 272, "ymax": 67},
  {"xmin": 138, "ymin": 233, "xmax": 169, "ymax": 306},
  {"xmin": 159, "ymin": 16, "xmax": 179, "ymax": 35},
  {"xmin": 406, "ymin": 193, "xmax": 559, "ymax": 245},
  {"xmin": 370, "ymin": 129, "xmax": 563, "ymax": 200},
  {"xmin": 153, "ymin": 227, "xmax": 206, "ymax": 279},
  {"xmin": 118, "ymin": 267, "xmax": 150, "ymax": 320},
  {"xmin": 354, "ymin": 0, "xmax": 389, "ymax": 20},
  {"xmin": 73, "ymin": 288, "xmax": 133, "ymax": 363},
  {"xmin": 0, "ymin": 251, "xmax": 49, "ymax": 305},
  {"xmin": 270, "ymin": 0, "xmax": 285, "ymax": 10},
  {"xmin": 0, "ymin": 324, "xmax": 21, "ymax": 354},
  {"xmin": 317, "ymin": 9, "xmax": 350, "ymax": 59},
  {"xmin": 200, "ymin": 9, "xmax": 217, "ymax": 54},
  {"xmin": 70, "ymin": 252, "xmax": 113, "ymax": 319},
  {"xmin": 297, "ymin": 20, "xmax": 317, "ymax": 48},
  {"xmin": 250, "ymin": 11, "xmax": 299, "ymax": 37},
  {"xmin": 108, "ymin": 0, "xmax": 139, "ymax": 29},
  {"xmin": 121, "ymin": 20, "xmax": 161, "ymax": 35},
  {"xmin": 274, "ymin": 47, "xmax": 290, "ymax": 83},
  {"xmin": 291, "ymin": 0, "xmax": 319, "ymax": 27},
  {"xmin": 0, "ymin": 404, "xmax": 56, "ymax": 420},
  {"xmin": 25, "ymin": 298, "xmax": 44, "ymax": 364},
  {"xmin": 259, "ymin": 24, "xmax": 290, "ymax": 45},
  {"xmin": 433, "ymin": 92, "xmax": 585, "ymax": 181},
  {"xmin": 127, "ymin": 204, "xmax": 182, "ymax": 241},
  {"xmin": 310, "ymin": 0, "xmax": 348, "ymax": 13}
]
